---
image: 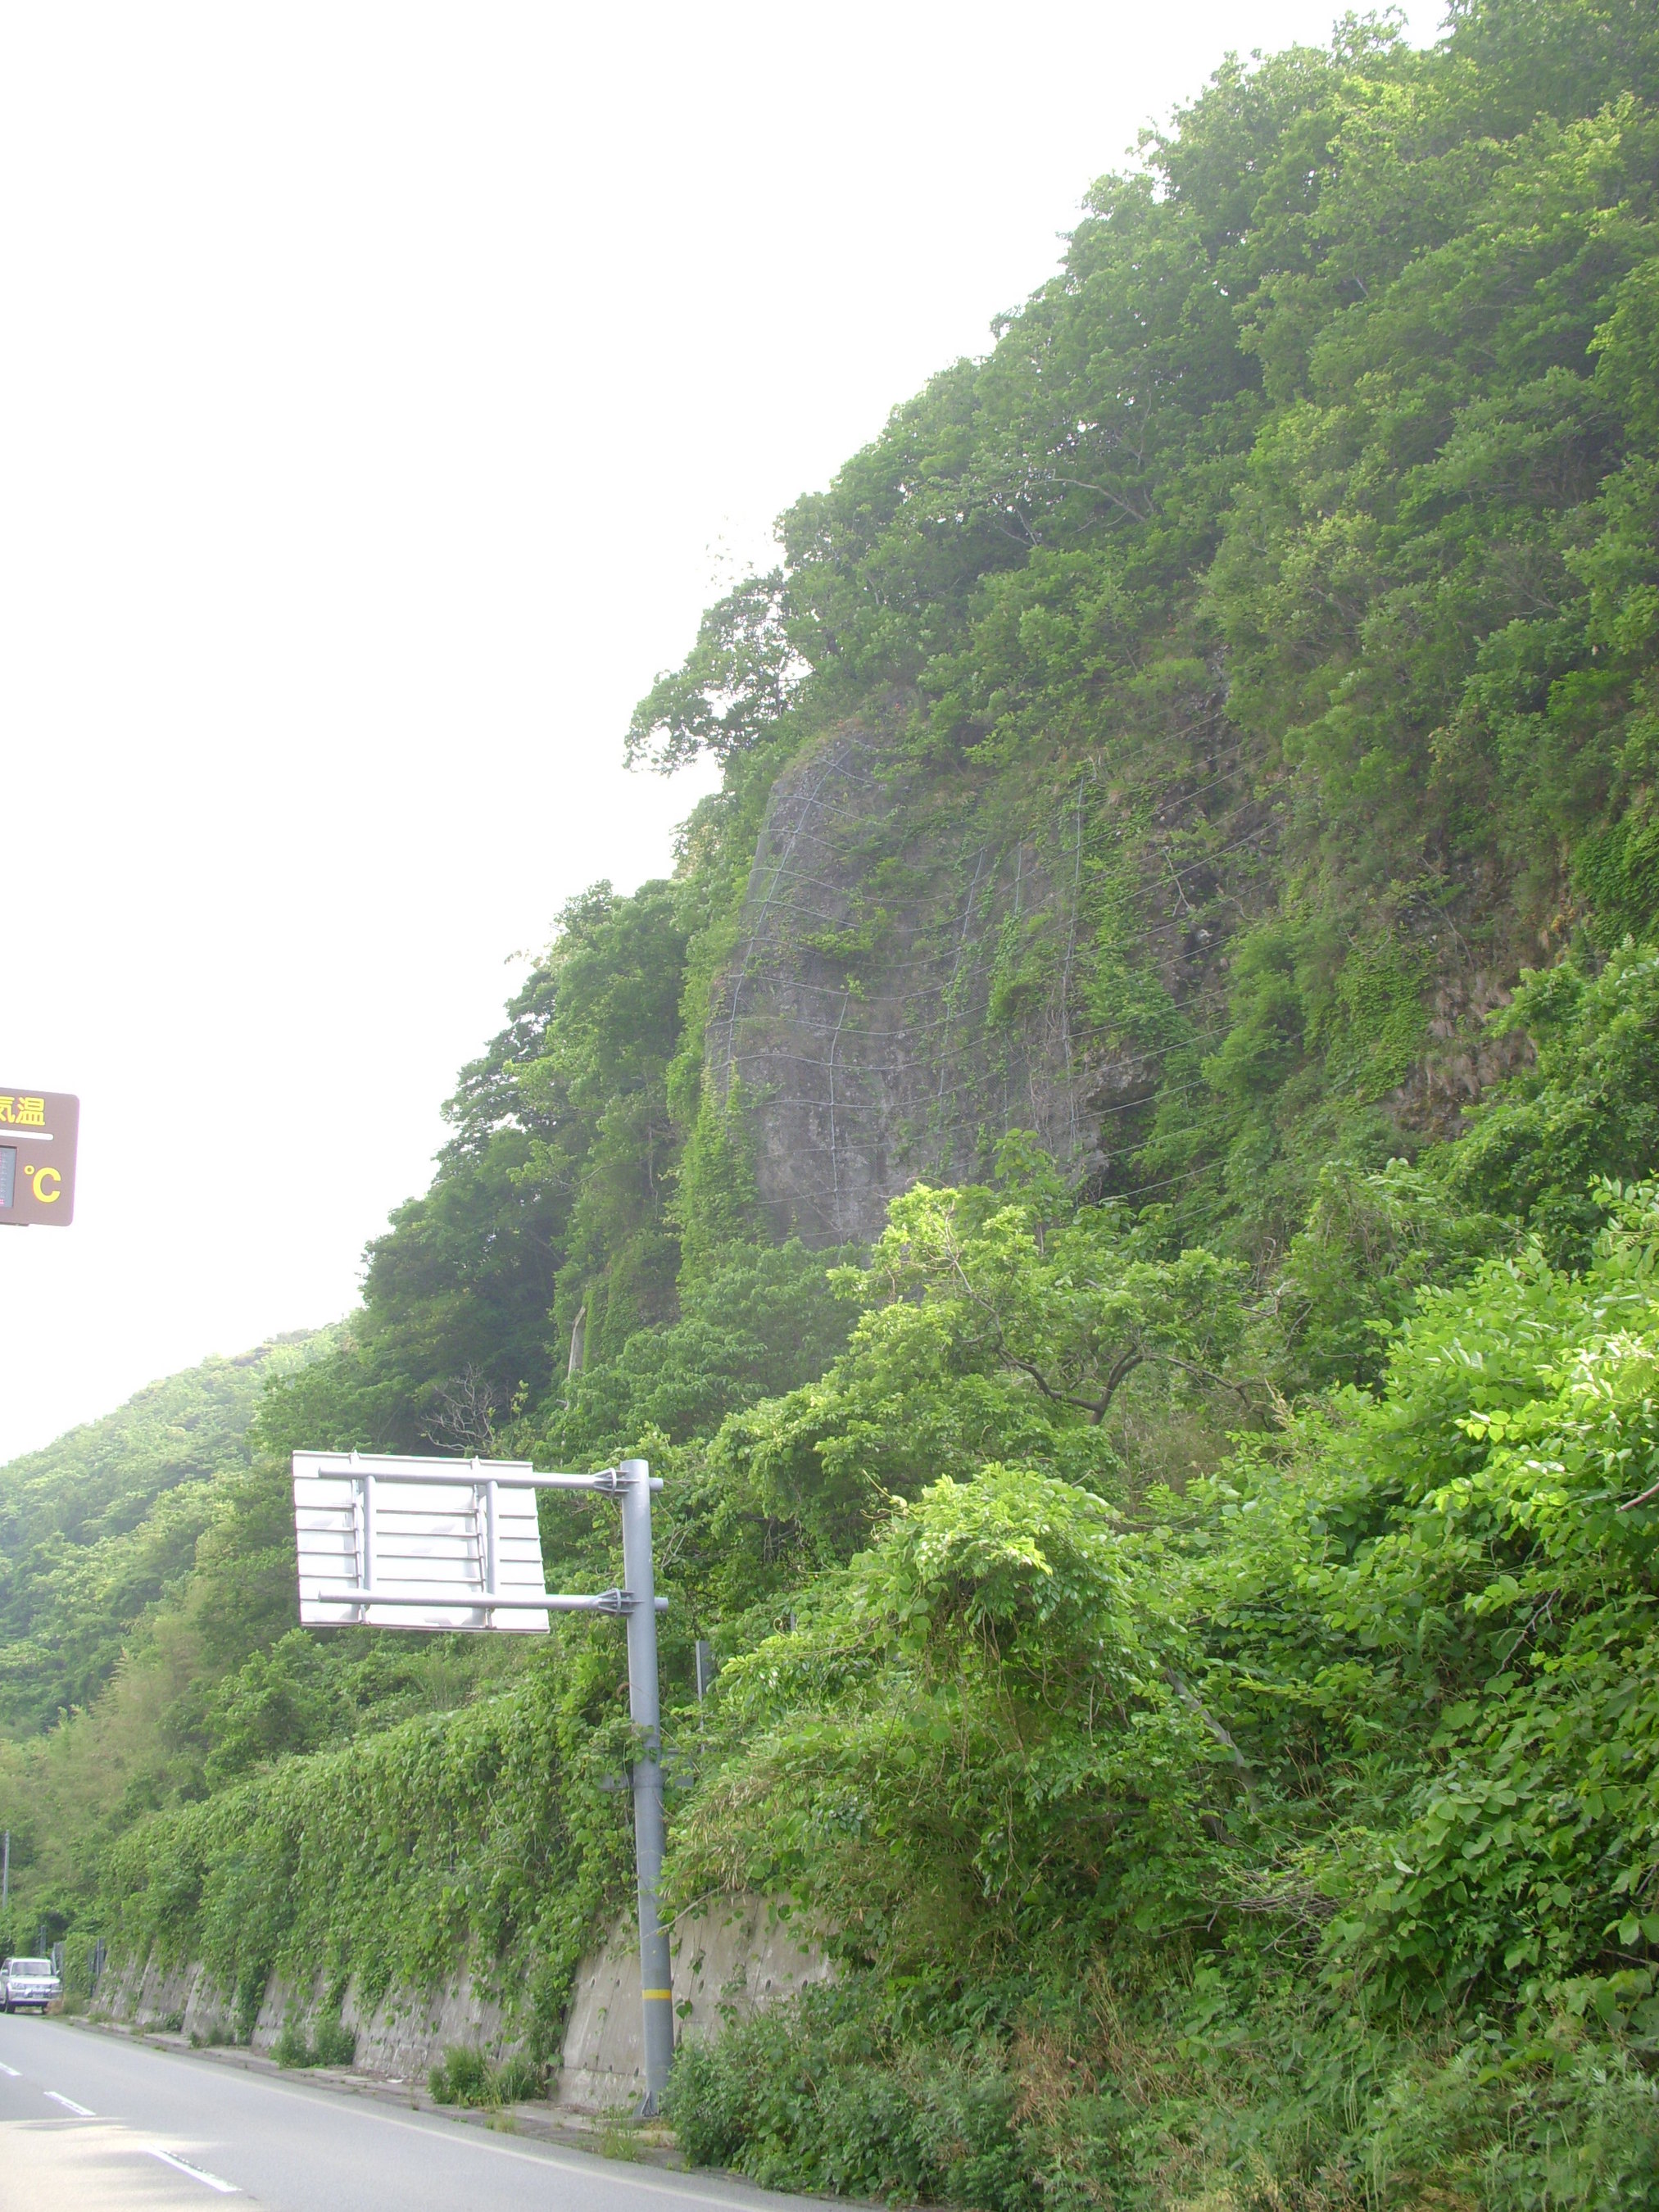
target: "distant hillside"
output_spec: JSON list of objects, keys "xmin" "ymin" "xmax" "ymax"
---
[{"xmin": 0, "ymin": 1332, "xmax": 332, "ymax": 1733}]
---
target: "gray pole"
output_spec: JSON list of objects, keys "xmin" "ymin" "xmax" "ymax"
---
[
  {"xmin": 619, "ymin": 1457, "xmax": 673, "ymax": 2115},
  {"xmin": 2, "ymin": 1829, "xmax": 8, "ymax": 1911}
]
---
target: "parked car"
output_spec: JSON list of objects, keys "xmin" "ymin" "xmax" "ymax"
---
[{"xmin": 1, "ymin": 1957, "xmax": 61, "ymax": 2013}]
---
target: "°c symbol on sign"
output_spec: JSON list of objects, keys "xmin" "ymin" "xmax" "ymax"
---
[{"xmin": 26, "ymin": 1165, "xmax": 61, "ymax": 1203}]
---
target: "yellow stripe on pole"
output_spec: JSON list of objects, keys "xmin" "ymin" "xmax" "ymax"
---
[{"xmin": 642, "ymin": 1988, "xmax": 673, "ymax": 2001}]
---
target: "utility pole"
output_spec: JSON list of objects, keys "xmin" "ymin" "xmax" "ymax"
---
[
  {"xmin": 619, "ymin": 1460, "xmax": 673, "ymax": 2114},
  {"xmin": 2, "ymin": 1829, "xmax": 8, "ymax": 1911}
]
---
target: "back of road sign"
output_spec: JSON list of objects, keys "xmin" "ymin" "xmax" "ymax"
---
[
  {"xmin": 0, "ymin": 1090, "xmax": 78, "ymax": 1226},
  {"xmin": 293, "ymin": 1451, "xmax": 551, "ymax": 1631}
]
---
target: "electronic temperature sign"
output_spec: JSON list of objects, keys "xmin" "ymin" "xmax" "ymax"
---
[{"xmin": 0, "ymin": 1090, "xmax": 78, "ymax": 1226}]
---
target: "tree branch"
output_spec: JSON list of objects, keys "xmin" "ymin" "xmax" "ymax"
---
[{"xmin": 1163, "ymin": 1667, "xmax": 1261, "ymax": 1811}]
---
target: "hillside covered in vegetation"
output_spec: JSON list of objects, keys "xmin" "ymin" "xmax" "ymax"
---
[
  {"xmin": 6, "ymin": 2, "xmax": 1659, "ymax": 2201},
  {"xmin": 0, "ymin": 1335, "xmax": 330, "ymax": 1737}
]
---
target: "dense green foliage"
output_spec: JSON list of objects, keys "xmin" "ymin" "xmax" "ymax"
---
[
  {"xmin": 658, "ymin": 1178, "xmax": 1659, "ymax": 2208},
  {"xmin": 6, "ymin": 4, "xmax": 1659, "ymax": 2204},
  {"xmin": 92, "ymin": 1634, "xmax": 635, "ymax": 2060}
]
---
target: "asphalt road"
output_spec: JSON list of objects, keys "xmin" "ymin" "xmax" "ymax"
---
[{"xmin": 0, "ymin": 2015, "xmax": 809, "ymax": 2212}]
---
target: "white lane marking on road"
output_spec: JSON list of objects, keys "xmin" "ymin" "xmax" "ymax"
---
[
  {"xmin": 44, "ymin": 2089, "xmax": 95, "ymax": 2115},
  {"xmin": 0, "ymin": 2061, "xmax": 20, "ymax": 2076},
  {"xmin": 147, "ymin": 2148, "xmax": 240, "ymax": 2194},
  {"xmin": 71, "ymin": 2033, "xmax": 789, "ymax": 2212}
]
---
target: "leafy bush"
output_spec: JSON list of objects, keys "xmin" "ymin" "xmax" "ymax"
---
[
  {"xmin": 428, "ymin": 2044, "xmax": 538, "ymax": 2106},
  {"xmin": 672, "ymin": 1463, "xmax": 1224, "ymax": 1969},
  {"xmin": 667, "ymin": 1985, "xmax": 1034, "ymax": 2210},
  {"xmin": 1448, "ymin": 943, "xmax": 1659, "ymax": 1267},
  {"xmin": 429, "ymin": 2045, "xmax": 492, "ymax": 2105},
  {"xmin": 664, "ymin": 1180, "xmax": 1659, "ymax": 2197},
  {"xmin": 274, "ymin": 2008, "xmax": 356, "ymax": 2069},
  {"xmin": 493, "ymin": 2051, "xmax": 542, "ymax": 2105},
  {"xmin": 310, "ymin": 2014, "xmax": 356, "ymax": 2069},
  {"xmin": 706, "ymin": 1157, "xmax": 1250, "ymax": 1557},
  {"xmin": 670, "ymin": 1990, "xmax": 1659, "ymax": 2211}
]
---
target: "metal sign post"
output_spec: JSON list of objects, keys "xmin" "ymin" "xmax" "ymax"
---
[
  {"xmin": 619, "ymin": 1459, "xmax": 673, "ymax": 2103},
  {"xmin": 0, "ymin": 1090, "xmax": 79, "ymax": 1226},
  {"xmin": 290, "ymin": 1449, "xmax": 674, "ymax": 2112}
]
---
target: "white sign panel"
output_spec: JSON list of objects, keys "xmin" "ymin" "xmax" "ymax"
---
[{"xmin": 293, "ymin": 1450, "xmax": 551, "ymax": 1632}]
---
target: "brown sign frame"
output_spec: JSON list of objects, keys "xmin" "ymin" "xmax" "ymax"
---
[{"xmin": 0, "ymin": 1089, "xmax": 79, "ymax": 1226}]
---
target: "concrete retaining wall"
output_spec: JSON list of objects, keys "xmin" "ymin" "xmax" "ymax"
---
[
  {"xmin": 559, "ymin": 1893, "xmax": 831, "ymax": 2109},
  {"xmin": 92, "ymin": 1951, "xmax": 512, "ymax": 2084},
  {"xmin": 93, "ymin": 1892, "xmax": 828, "ymax": 2105}
]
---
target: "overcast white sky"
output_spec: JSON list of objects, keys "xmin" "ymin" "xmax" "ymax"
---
[{"xmin": 0, "ymin": 0, "xmax": 1439, "ymax": 1464}]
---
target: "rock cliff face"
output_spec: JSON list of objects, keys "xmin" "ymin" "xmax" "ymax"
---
[
  {"xmin": 705, "ymin": 705, "xmax": 1543, "ymax": 1244},
  {"xmin": 705, "ymin": 715, "xmax": 1111, "ymax": 1244},
  {"xmin": 704, "ymin": 707, "xmax": 1282, "ymax": 1243}
]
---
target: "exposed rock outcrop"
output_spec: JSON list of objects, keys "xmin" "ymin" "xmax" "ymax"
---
[
  {"xmin": 706, "ymin": 717, "xmax": 1111, "ymax": 1244},
  {"xmin": 706, "ymin": 712, "xmax": 1543, "ymax": 1240}
]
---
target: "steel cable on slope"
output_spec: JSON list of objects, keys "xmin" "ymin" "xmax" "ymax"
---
[
  {"xmin": 711, "ymin": 822, "xmax": 1252, "ymax": 1117},
  {"xmin": 712, "ymin": 855, "xmax": 1247, "ymax": 1018},
  {"xmin": 707, "ymin": 863, "xmax": 1265, "ymax": 1024},
  {"xmin": 710, "ymin": 790, "xmax": 1281, "ymax": 1011},
  {"xmin": 722, "ymin": 1021, "xmax": 1231, "ymax": 1092},
  {"xmin": 716, "ymin": 732, "xmax": 1261, "ymax": 944},
  {"xmin": 705, "ymin": 730, "xmax": 1276, "ymax": 1217}
]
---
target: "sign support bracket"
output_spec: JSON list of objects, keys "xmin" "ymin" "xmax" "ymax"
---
[{"xmin": 292, "ymin": 1448, "xmax": 675, "ymax": 2114}]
